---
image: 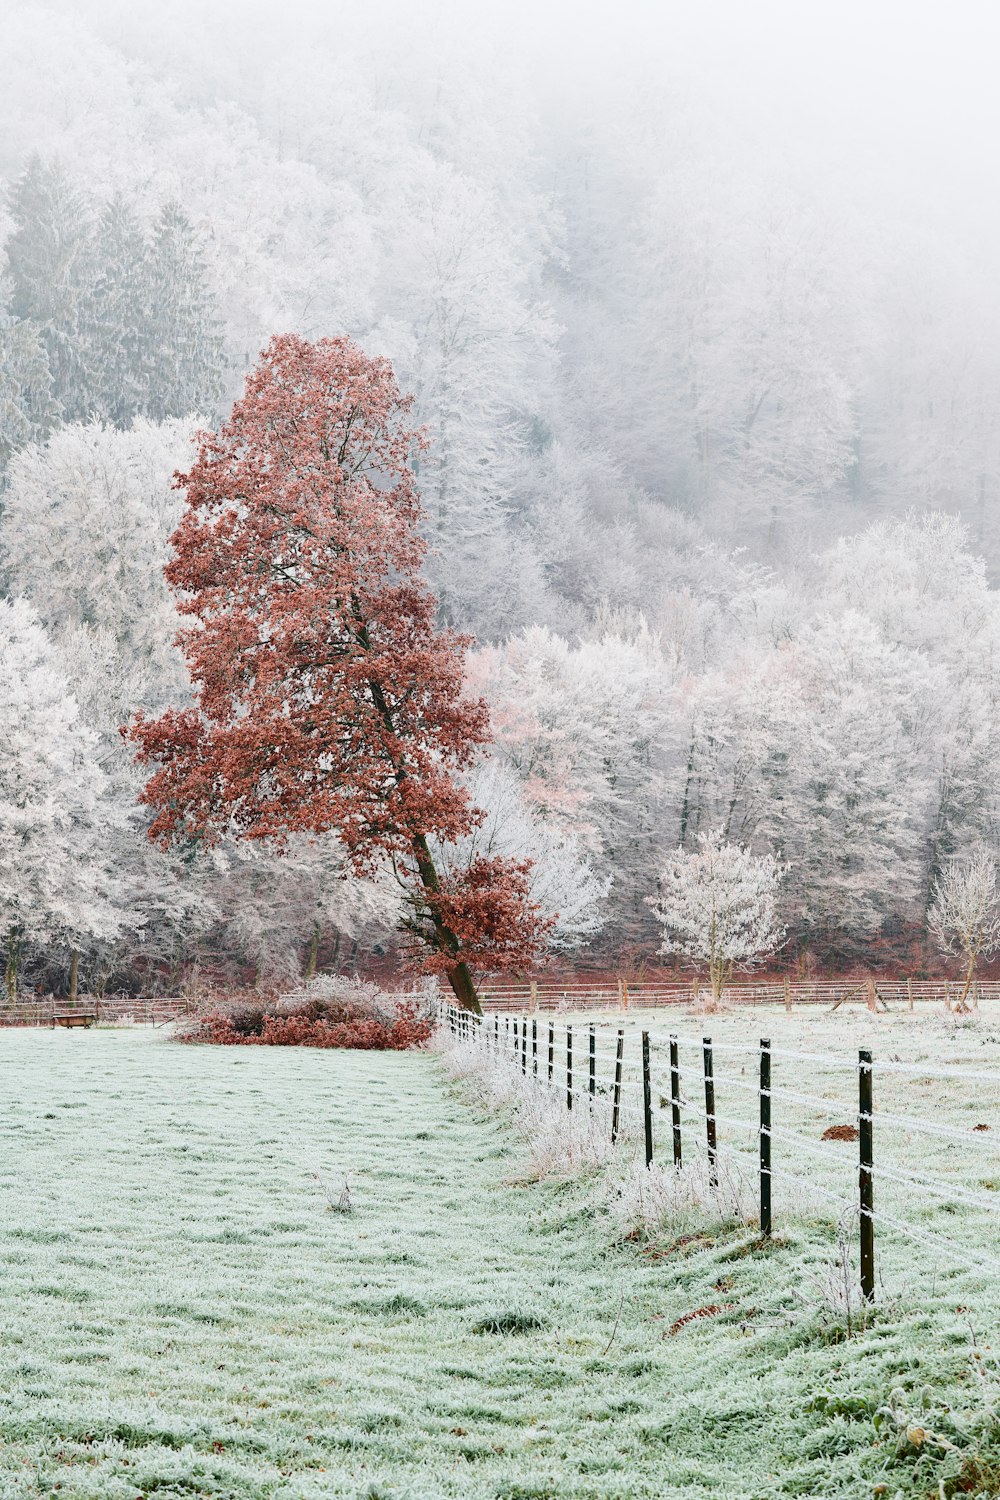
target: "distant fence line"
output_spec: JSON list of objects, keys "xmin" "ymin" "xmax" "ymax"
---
[
  {"xmin": 0, "ymin": 996, "xmax": 197, "ymax": 1028},
  {"xmin": 479, "ymin": 977, "xmax": 998, "ymax": 1012}
]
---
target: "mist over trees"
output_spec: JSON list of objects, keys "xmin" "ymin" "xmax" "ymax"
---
[{"xmin": 1, "ymin": 0, "xmax": 999, "ymax": 993}]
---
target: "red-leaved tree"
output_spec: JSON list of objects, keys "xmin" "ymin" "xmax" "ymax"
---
[{"xmin": 127, "ymin": 333, "xmax": 552, "ymax": 1012}]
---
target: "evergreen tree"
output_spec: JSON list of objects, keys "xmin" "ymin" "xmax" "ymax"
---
[
  {"xmin": 78, "ymin": 196, "xmax": 151, "ymax": 428},
  {"xmin": 4, "ymin": 157, "xmax": 92, "ymax": 420},
  {"xmin": 145, "ymin": 202, "xmax": 225, "ymax": 421},
  {"xmin": 0, "ymin": 307, "xmax": 57, "ymax": 468}
]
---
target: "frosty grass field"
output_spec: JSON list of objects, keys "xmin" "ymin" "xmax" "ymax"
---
[{"xmin": 5, "ymin": 1009, "xmax": 1000, "ymax": 1498}]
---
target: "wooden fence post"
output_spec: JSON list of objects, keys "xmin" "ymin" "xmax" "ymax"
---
[
  {"xmin": 859, "ymin": 1048, "xmax": 875, "ymax": 1301},
  {"xmin": 532, "ymin": 1018, "xmax": 538, "ymax": 1075},
  {"xmin": 521, "ymin": 1018, "xmax": 527, "ymax": 1074},
  {"xmin": 783, "ymin": 976, "xmax": 791, "ymax": 1013},
  {"xmin": 589, "ymin": 1024, "xmax": 596, "ymax": 1101},
  {"xmin": 670, "ymin": 1034, "xmax": 682, "ymax": 1168},
  {"xmin": 641, "ymin": 1031, "xmax": 653, "ymax": 1168},
  {"xmin": 611, "ymin": 1029, "xmax": 624, "ymax": 1143},
  {"xmin": 547, "ymin": 1021, "xmax": 554, "ymax": 1082},
  {"xmin": 907, "ymin": 977, "xmax": 914, "ymax": 1011},
  {"xmin": 703, "ymin": 1036, "xmax": 718, "ymax": 1187},
  {"xmin": 530, "ymin": 979, "xmax": 538, "ymax": 1013},
  {"xmin": 760, "ymin": 1038, "xmax": 772, "ymax": 1238}
]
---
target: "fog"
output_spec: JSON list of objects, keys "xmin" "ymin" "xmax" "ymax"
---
[{"xmin": 3, "ymin": 0, "xmax": 1000, "ymax": 981}]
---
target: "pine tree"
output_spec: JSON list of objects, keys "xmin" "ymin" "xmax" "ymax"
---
[
  {"xmin": 145, "ymin": 202, "xmax": 225, "ymax": 421},
  {"xmin": 4, "ymin": 157, "xmax": 92, "ymax": 421},
  {"xmin": 78, "ymin": 196, "xmax": 151, "ymax": 428},
  {"xmin": 0, "ymin": 307, "xmax": 58, "ymax": 468}
]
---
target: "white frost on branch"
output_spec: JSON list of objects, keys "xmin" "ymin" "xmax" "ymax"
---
[
  {"xmin": 431, "ymin": 758, "xmax": 609, "ymax": 950},
  {"xmin": 649, "ymin": 828, "xmax": 785, "ymax": 1006},
  {"xmin": 929, "ymin": 844, "xmax": 1000, "ymax": 1011}
]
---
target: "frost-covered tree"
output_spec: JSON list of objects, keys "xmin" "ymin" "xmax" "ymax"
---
[
  {"xmin": 0, "ymin": 420, "xmax": 203, "ymax": 990},
  {"xmin": 4, "ymin": 156, "xmax": 92, "ymax": 421},
  {"xmin": 5, "ymin": 159, "xmax": 225, "ymax": 432},
  {"xmin": 649, "ymin": 829, "xmax": 784, "ymax": 1007},
  {"xmin": 770, "ymin": 614, "xmax": 932, "ymax": 955},
  {"xmin": 471, "ymin": 621, "xmax": 676, "ymax": 944},
  {"xmin": 0, "ymin": 307, "xmax": 57, "ymax": 467},
  {"xmin": 0, "ymin": 600, "xmax": 120, "ymax": 1000},
  {"xmin": 929, "ymin": 845, "xmax": 1000, "ymax": 1012},
  {"xmin": 822, "ymin": 513, "xmax": 1000, "ymax": 907},
  {"xmin": 431, "ymin": 758, "xmax": 609, "ymax": 952},
  {"xmin": 144, "ymin": 203, "xmax": 225, "ymax": 423},
  {"xmin": 78, "ymin": 196, "xmax": 151, "ymax": 428},
  {"xmin": 0, "ymin": 417, "xmax": 194, "ymax": 712}
]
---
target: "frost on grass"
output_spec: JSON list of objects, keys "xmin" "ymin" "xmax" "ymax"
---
[
  {"xmin": 608, "ymin": 1154, "xmax": 756, "ymax": 1244},
  {"xmin": 436, "ymin": 1030, "xmax": 620, "ymax": 1181},
  {"xmin": 8, "ymin": 1023, "xmax": 1000, "ymax": 1498}
]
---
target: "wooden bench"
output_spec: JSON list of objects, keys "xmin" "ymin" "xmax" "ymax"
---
[{"xmin": 51, "ymin": 1013, "xmax": 97, "ymax": 1029}]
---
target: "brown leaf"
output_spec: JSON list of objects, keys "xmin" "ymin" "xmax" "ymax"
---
[{"xmin": 666, "ymin": 1303, "xmax": 734, "ymax": 1337}]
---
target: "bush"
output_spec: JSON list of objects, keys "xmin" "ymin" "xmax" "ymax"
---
[
  {"xmin": 179, "ymin": 984, "xmax": 433, "ymax": 1050},
  {"xmin": 274, "ymin": 973, "xmax": 391, "ymax": 1022}
]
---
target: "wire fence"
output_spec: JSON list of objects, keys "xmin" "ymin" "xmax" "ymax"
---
[{"xmin": 438, "ymin": 1001, "xmax": 1000, "ymax": 1300}]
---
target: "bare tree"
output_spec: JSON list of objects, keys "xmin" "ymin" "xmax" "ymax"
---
[
  {"xmin": 929, "ymin": 844, "xmax": 1000, "ymax": 1012},
  {"xmin": 649, "ymin": 829, "xmax": 785, "ymax": 1009}
]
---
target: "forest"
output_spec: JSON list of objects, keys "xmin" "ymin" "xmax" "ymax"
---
[{"xmin": 1, "ymin": 0, "xmax": 999, "ymax": 998}]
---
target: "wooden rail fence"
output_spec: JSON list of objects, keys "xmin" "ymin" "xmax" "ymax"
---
[
  {"xmin": 0, "ymin": 996, "xmax": 197, "ymax": 1028},
  {"xmin": 478, "ymin": 977, "xmax": 1000, "ymax": 1012}
]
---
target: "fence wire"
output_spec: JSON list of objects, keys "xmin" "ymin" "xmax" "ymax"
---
[{"xmin": 438, "ymin": 1002, "xmax": 1000, "ymax": 1298}]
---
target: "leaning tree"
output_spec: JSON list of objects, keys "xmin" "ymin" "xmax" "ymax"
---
[{"xmin": 128, "ymin": 334, "xmax": 551, "ymax": 1011}]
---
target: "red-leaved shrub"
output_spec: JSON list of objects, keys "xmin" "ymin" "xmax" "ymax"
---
[{"xmin": 180, "ymin": 998, "xmax": 432, "ymax": 1050}]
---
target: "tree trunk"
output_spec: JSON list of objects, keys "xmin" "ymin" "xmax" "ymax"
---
[
  {"xmin": 708, "ymin": 955, "xmax": 725, "ymax": 1011},
  {"xmin": 305, "ymin": 922, "xmax": 320, "ymax": 980},
  {"xmin": 363, "ymin": 666, "xmax": 482, "ymax": 1013},
  {"xmin": 957, "ymin": 953, "xmax": 977, "ymax": 1013},
  {"xmin": 411, "ymin": 831, "xmax": 481, "ymax": 1013},
  {"xmin": 69, "ymin": 950, "xmax": 79, "ymax": 1007},
  {"xmin": 678, "ymin": 735, "xmax": 695, "ymax": 847},
  {"xmin": 446, "ymin": 960, "xmax": 481, "ymax": 1015},
  {"xmin": 5, "ymin": 930, "xmax": 18, "ymax": 1006}
]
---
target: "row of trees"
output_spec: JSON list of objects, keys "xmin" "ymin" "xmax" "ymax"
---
[
  {"xmin": 1, "ymin": 391, "xmax": 998, "ymax": 999},
  {"xmin": 5, "ymin": 8, "xmax": 1000, "ymax": 640},
  {"xmin": 3, "ymin": 12, "xmax": 1000, "ymax": 997},
  {"xmin": 0, "ymin": 341, "xmax": 606, "ymax": 1004}
]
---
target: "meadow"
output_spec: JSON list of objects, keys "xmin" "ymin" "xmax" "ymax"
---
[{"xmin": 2, "ymin": 1010, "xmax": 1000, "ymax": 1498}]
